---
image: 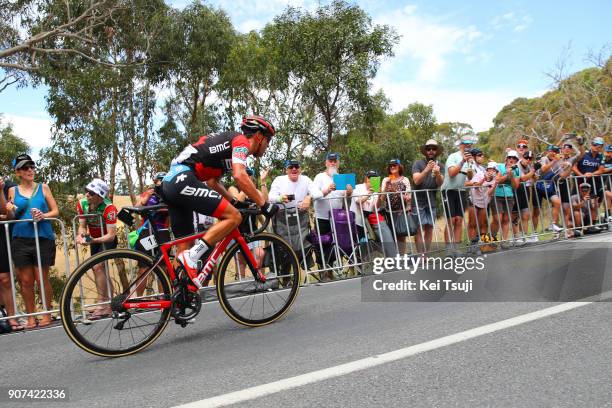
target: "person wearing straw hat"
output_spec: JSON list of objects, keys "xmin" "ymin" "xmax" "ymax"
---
[{"xmin": 412, "ymin": 139, "xmax": 444, "ymax": 253}]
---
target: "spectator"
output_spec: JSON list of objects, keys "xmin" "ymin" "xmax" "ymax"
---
[
  {"xmin": 537, "ymin": 145, "xmax": 569, "ymax": 232},
  {"xmin": 5, "ymin": 154, "xmax": 59, "ymax": 329},
  {"xmin": 567, "ymin": 182, "xmax": 599, "ymax": 237},
  {"xmin": 573, "ymin": 136, "xmax": 606, "ymax": 226},
  {"xmin": 75, "ymin": 178, "xmax": 121, "ymax": 318},
  {"xmin": 269, "ymin": 160, "xmax": 322, "ymax": 210},
  {"xmin": 515, "ymin": 139, "xmax": 529, "ymax": 156},
  {"xmin": 604, "ymin": 144, "xmax": 612, "ymax": 218},
  {"xmin": 351, "ymin": 170, "xmax": 385, "ymax": 242},
  {"xmin": 313, "ymin": 153, "xmax": 353, "ymax": 278},
  {"xmin": 313, "ymin": 153, "xmax": 353, "ymax": 232},
  {"xmin": 463, "ymin": 148, "xmax": 490, "ymax": 254},
  {"xmin": 382, "ymin": 159, "xmax": 412, "ymax": 254},
  {"xmin": 412, "ymin": 139, "xmax": 444, "ymax": 253},
  {"xmin": 490, "ymin": 150, "xmax": 521, "ymax": 247},
  {"xmin": 512, "ymin": 150, "xmax": 537, "ymax": 245},
  {"xmin": 133, "ymin": 172, "xmax": 170, "ymax": 295},
  {"xmin": 440, "ymin": 137, "xmax": 474, "ymax": 255},
  {"xmin": 0, "ymin": 173, "xmax": 21, "ymax": 331}
]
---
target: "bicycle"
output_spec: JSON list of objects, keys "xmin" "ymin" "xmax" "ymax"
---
[{"xmin": 60, "ymin": 203, "xmax": 301, "ymax": 357}]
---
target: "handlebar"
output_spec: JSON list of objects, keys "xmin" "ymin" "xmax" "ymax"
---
[{"xmin": 237, "ymin": 203, "xmax": 272, "ymax": 235}]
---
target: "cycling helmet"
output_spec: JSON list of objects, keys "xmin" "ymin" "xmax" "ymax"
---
[
  {"xmin": 154, "ymin": 172, "xmax": 167, "ymax": 181},
  {"xmin": 85, "ymin": 178, "xmax": 110, "ymax": 199},
  {"xmin": 240, "ymin": 115, "xmax": 276, "ymax": 138}
]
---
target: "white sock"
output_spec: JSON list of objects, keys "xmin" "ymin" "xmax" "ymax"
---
[{"xmin": 185, "ymin": 239, "xmax": 209, "ymax": 266}]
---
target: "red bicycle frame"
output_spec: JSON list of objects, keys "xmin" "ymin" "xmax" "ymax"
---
[{"xmin": 121, "ymin": 227, "xmax": 264, "ymax": 311}]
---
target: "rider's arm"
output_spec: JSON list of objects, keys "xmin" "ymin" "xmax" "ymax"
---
[{"xmin": 233, "ymin": 164, "xmax": 265, "ymax": 207}]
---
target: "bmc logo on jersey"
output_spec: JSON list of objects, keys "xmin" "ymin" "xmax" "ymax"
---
[
  {"xmin": 179, "ymin": 186, "xmax": 221, "ymax": 199},
  {"xmin": 209, "ymin": 141, "xmax": 230, "ymax": 154}
]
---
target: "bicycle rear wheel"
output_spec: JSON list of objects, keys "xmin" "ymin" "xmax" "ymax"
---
[
  {"xmin": 216, "ymin": 232, "xmax": 300, "ymax": 326},
  {"xmin": 60, "ymin": 249, "xmax": 172, "ymax": 357}
]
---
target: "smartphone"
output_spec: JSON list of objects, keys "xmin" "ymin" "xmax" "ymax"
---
[
  {"xmin": 83, "ymin": 234, "xmax": 92, "ymax": 243},
  {"xmin": 286, "ymin": 194, "xmax": 296, "ymax": 201}
]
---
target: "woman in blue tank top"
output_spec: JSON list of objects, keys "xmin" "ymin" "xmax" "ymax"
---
[{"xmin": 6, "ymin": 154, "xmax": 59, "ymax": 329}]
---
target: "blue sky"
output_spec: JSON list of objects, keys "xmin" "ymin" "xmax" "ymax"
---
[{"xmin": 1, "ymin": 0, "xmax": 610, "ymax": 157}]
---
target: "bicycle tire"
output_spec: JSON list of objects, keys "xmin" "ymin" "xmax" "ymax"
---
[
  {"xmin": 216, "ymin": 232, "xmax": 300, "ymax": 326},
  {"xmin": 60, "ymin": 249, "xmax": 172, "ymax": 357}
]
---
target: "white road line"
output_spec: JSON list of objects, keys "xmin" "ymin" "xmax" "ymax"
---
[{"xmin": 174, "ymin": 292, "xmax": 612, "ymax": 408}]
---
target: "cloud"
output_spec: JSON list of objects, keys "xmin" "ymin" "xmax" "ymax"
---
[
  {"xmin": 374, "ymin": 5, "xmax": 483, "ymax": 83},
  {"xmin": 2, "ymin": 114, "xmax": 54, "ymax": 160},
  {"xmin": 491, "ymin": 11, "xmax": 532, "ymax": 33},
  {"xmin": 372, "ymin": 77, "xmax": 537, "ymax": 132}
]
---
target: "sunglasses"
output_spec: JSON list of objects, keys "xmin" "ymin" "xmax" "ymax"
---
[
  {"xmin": 19, "ymin": 165, "xmax": 36, "ymax": 171},
  {"xmin": 287, "ymin": 165, "xmax": 300, "ymax": 170},
  {"xmin": 517, "ymin": 144, "xmax": 528, "ymax": 148},
  {"xmin": 425, "ymin": 147, "xmax": 438, "ymax": 152}
]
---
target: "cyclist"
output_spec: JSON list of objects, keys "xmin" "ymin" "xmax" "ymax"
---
[{"xmin": 161, "ymin": 115, "xmax": 279, "ymax": 279}]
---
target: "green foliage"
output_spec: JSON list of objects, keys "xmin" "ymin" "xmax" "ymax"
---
[{"xmin": 0, "ymin": 118, "xmax": 30, "ymax": 176}]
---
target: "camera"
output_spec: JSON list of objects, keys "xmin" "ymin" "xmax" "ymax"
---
[{"xmin": 286, "ymin": 194, "xmax": 295, "ymax": 201}]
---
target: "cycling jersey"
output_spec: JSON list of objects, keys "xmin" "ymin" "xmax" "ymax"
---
[
  {"xmin": 77, "ymin": 197, "xmax": 117, "ymax": 238},
  {"xmin": 171, "ymin": 131, "xmax": 250, "ymax": 180}
]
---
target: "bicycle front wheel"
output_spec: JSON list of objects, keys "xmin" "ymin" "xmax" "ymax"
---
[
  {"xmin": 60, "ymin": 249, "xmax": 172, "ymax": 357},
  {"xmin": 216, "ymin": 232, "xmax": 300, "ymax": 326}
]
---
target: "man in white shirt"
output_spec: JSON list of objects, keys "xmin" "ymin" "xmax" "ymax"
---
[
  {"xmin": 269, "ymin": 159, "xmax": 323, "ymax": 209},
  {"xmin": 313, "ymin": 153, "xmax": 353, "ymax": 235}
]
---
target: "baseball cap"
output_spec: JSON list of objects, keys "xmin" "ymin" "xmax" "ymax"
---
[
  {"xmin": 12, "ymin": 154, "xmax": 35, "ymax": 170},
  {"xmin": 579, "ymin": 182, "xmax": 591, "ymax": 190},
  {"xmin": 486, "ymin": 161, "xmax": 498, "ymax": 170},
  {"xmin": 388, "ymin": 159, "xmax": 401, "ymax": 166},
  {"xmin": 546, "ymin": 145, "xmax": 560, "ymax": 152},
  {"xmin": 605, "ymin": 144, "xmax": 612, "ymax": 152},
  {"xmin": 85, "ymin": 178, "xmax": 110, "ymax": 199},
  {"xmin": 506, "ymin": 150, "xmax": 520, "ymax": 160},
  {"xmin": 468, "ymin": 147, "xmax": 483, "ymax": 156},
  {"xmin": 365, "ymin": 170, "xmax": 379, "ymax": 178},
  {"xmin": 592, "ymin": 137, "xmax": 605, "ymax": 146},
  {"xmin": 326, "ymin": 153, "xmax": 340, "ymax": 160},
  {"xmin": 285, "ymin": 159, "xmax": 300, "ymax": 168}
]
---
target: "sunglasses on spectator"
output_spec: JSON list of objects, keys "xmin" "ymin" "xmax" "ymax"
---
[
  {"xmin": 19, "ymin": 165, "xmax": 36, "ymax": 171},
  {"xmin": 287, "ymin": 165, "xmax": 300, "ymax": 170},
  {"xmin": 425, "ymin": 147, "xmax": 437, "ymax": 152},
  {"xmin": 517, "ymin": 144, "xmax": 528, "ymax": 148}
]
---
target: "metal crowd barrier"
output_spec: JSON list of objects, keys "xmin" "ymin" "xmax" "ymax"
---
[
  {"xmin": 0, "ymin": 218, "xmax": 71, "ymax": 323},
  {"xmin": 268, "ymin": 174, "xmax": 612, "ymax": 285}
]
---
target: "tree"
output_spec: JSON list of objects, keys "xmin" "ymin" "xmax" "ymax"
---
[
  {"xmin": 0, "ymin": 0, "xmax": 150, "ymax": 90},
  {"xmin": 0, "ymin": 118, "xmax": 30, "ymax": 176},
  {"xmin": 262, "ymin": 0, "xmax": 398, "ymax": 152},
  {"xmin": 151, "ymin": 2, "xmax": 236, "ymax": 136}
]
